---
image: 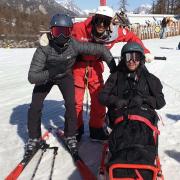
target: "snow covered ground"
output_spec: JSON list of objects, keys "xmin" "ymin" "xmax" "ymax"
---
[{"xmin": 1, "ymin": 36, "xmax": 180, "ymax": 180}]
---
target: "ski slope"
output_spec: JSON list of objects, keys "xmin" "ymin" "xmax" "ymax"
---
[{"xmin": 0, "ymin": 36, "xmax": 180, "ymax": 180}]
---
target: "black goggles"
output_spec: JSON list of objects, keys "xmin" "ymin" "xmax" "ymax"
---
[
  {"xmin": 94, "ymin": 15, "xmax": 112, "ymax": 28},
  {"xmin": 124, "ymin": 52, "xmax": 142, "ymax": 63},
  {"xmin": 51, "ymin": 26, "xmax": 72, "ymax": 38}
]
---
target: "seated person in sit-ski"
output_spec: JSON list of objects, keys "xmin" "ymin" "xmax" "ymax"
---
[{"xmin": 99, "ymin": 42, "xmax": 166, "ymax": 179}]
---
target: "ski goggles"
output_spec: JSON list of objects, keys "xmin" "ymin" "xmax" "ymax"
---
[
  {"xmin": 51, "ymin": 26, "xmax": 72, "ymax": 38},
  {"xmin": 124, "ymin": 52, "xmax": 142, "ymax": 63},
  {"xmin": 94, "ymin": 15, "xmax": 112, "ymax": 28}
]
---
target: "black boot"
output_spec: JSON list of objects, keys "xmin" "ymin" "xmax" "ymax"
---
[
  {"xmin": 76, "ymin": 125, "xmax": 84, "ymax": 142},
  {"xmin": 89, "ymin": 127, "xmax": 109, "ymax": 142},
  {"xmin": 64, "ymin": 136, "xmax": 78, "ymax": 156}
]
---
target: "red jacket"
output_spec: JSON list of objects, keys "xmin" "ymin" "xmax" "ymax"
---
[{"xmin": 72, "ymin": 16, "xmax": 150, "ymax": 74}]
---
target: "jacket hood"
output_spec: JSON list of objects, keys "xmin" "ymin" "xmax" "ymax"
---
[
  {"xmin": 83, "ymin": 16, "xmax": 93, "ymax": 36},
  {"xmin": 39, "ymin": 33, "xmax": 49, "ymax": 46}
]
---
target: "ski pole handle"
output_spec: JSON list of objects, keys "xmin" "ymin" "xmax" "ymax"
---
[{"xmin": 154, "ymin": 56, "xmax": 167, "ymax": 60}]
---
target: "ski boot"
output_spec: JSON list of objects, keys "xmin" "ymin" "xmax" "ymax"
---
[
  {"xmin": 76, "ymin": 125, "xmax": 84, "ymax": 142},
  {"xmin": 64, "ymin": 136, "xmax": 78, "ymax": 158},
  {"xmin": 89, "ymin": 127, "xmax": 109, "ymax": 142},
  {"xmin": 24, "ymin": 138, "xmax": 48, "ymax": 158}
]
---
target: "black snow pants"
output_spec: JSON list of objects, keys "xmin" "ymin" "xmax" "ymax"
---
[{"xmin": 28, "ymin": 73, "xmax": 77, "ymax": 138}]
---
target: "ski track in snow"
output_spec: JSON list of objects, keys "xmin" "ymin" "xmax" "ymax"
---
[{"xmin": 1, "ymin": 36, "xmax": 180, "ymax": 179}]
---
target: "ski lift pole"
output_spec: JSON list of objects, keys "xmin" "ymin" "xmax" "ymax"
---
[{"xmin": 100, "ymin": 0, "xmax": 106, "ymax": 6}]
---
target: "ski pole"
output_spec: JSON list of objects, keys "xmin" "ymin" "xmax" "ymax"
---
[
  {"xmin": 154, "ymin": 56, "xmax": 167, "ymax": 60},
  {"xmin": 49, "ymin": 147, "xmax": 58, "ymax": 180}
]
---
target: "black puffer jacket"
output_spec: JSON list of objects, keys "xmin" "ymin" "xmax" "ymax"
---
[
  {"xmin": 99, "ymin": 66, "xmax": 166, "ymax": 112},
  {"xmin": 28, "ymin": 38, "xmax": 114, "ymax": 84}
]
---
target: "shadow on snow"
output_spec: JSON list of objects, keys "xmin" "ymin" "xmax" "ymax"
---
[
  {"xmin": 9, "ymin": 100, "xmax": 65, "ymax": 143},
  {"xmin": 9, "ymin": 101, "xmax": 101, "ymax": 179},
  {"xmin": 166, "ymin": 113, "xmax": 180, "ymax": 121},
  {"xmin": 165, "ymin": 150, "xmax": 180, "ymax": 163}
]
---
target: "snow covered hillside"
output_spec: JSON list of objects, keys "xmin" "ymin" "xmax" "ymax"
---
[{"xmin": 1, "ymin": 36, "xmax": 180, "ymax": 179}]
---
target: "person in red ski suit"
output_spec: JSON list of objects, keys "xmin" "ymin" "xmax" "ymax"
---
[{"xmin": 71, "ymin": 6, "xmax": 153, "ymax": 141}]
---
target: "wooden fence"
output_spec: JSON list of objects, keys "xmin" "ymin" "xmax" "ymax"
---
[{"xmin": 130, "ymin": 21, "xmax": 180, "ymax": 40}]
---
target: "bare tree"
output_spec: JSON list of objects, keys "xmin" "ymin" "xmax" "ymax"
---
[
  {"xmin": 152, "ymin": 0, "xmax": 179, "ymax": 14},
  {"xmin": 166, "ymin": 0, "xmax": 170, "ymax": 14},
  {"xmin": 153, "ymin": 0, "xmax": 166, "ymax": 14},
  {"xmin": 151, "ymin": 1, "xmax": 156, "ymax": 13},
  {"xmin": 174, "ymin": 0, "xmax": 180, "ymax": 14}
]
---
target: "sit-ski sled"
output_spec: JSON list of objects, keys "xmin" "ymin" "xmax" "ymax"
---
[{"xmin": 97, "ymin": 114, "xmax": 164, "ymax": 180}]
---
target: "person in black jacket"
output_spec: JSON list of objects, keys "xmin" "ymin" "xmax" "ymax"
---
[
  {"xmin": 25, "ymin": 13, "xmax": 116, "ymax": 158},
  {"xmin": 160, "ymin": 17, "xmax": 168, "ymax": 39},
  {"xmin": 99, "ymin": 42, "xmax": 166, "ymax": 179}
]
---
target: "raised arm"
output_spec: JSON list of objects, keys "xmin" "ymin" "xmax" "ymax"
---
[
  {"xmin": 73, "ymin": 39, "xmax": 116, "ymax": 73},
  {"xmin": 117, "ymin": 28, "xmax": 150, "ymax": 54}
]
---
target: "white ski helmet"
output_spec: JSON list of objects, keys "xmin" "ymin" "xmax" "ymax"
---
[{"xmin": 95, "ymin": 6, "xmax": 114, "ymax": 18}]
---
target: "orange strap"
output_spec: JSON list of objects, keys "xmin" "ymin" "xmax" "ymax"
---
[{"xmin": 114, "ymin": 115, "xmax": 160, "ymax": 143}]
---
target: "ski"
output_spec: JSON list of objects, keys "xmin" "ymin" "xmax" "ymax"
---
[
  {"xmin": 52, "ymin": 127, "xmax": 97, "ymax": 180},
  {"xmin": 5, "ymin": 130, "xmax": 50, "ymax": 180}
]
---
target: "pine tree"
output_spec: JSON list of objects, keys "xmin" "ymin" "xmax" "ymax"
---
[{"xmin": 118, "ymin": 0, "xmax": 128, "ymax": 12}]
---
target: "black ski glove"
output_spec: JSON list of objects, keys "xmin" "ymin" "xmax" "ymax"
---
[
  {"xmin": 115, "ymin": 99, "xmax": 129, "ymax": 109},
  {"xmin": 48, "ymin": 63, "xmax": 66, "ymax": 79},
  {"xmin": 108, "ymin": 58, "xmax": 117, "ymax": 73},
  {"xmin": 129, "ymin": 95, "xmax": 143, "ymax": 108},
  {"xmin": 143, "ymin": 96, "xmax": 156, "ymax": 109}
]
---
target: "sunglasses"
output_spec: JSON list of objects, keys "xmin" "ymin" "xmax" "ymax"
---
[
  {"xmin": 94, "ymin": 15, "xmax": 112, "ymax": 28},
  {"xmin": 51, "ymin": 26, "xmax": 72, "ymax": 38},
  {"xmin": 124, "ymin": 52, "xmax": 142, "ymax": 63}
]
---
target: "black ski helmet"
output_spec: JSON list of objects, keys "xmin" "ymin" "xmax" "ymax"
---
[
  {"xmin": 121, "ymin": 42, "xmax": 145, "ymax": 62},
  {"xmin": 50, "ymin": 13, "xmax": 73, "ymax": 28}
]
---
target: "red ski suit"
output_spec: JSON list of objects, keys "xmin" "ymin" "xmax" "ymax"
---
[{"xmin": 72, "ymin": 17, "xmax": 150, "ymax": 129}]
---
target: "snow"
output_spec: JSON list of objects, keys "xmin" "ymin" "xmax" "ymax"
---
[{"xmin": 1, "ymin": 36, "xmax": 180, "ymax": 180}]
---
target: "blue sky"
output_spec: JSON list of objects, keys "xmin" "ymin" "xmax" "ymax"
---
[{"xmin": 75, "ymin": 0, "xmax": 152, "ymax": 11}]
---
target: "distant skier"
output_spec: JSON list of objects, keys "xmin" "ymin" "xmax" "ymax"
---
[
  {"xmin": 25, "ymin": 13, "xmax": 116, "ymax": 158},
  {"xmin": 160, "ymin": 17, "xmax": 168, "ymax": 39}
]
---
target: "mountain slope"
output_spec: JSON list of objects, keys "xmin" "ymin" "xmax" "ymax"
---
[
  {"xmin": 0, "ymin": 0, "xmax": 77, "ymax": 16},
  {"xmin": 0, "ymin": 0, "xmax": 81, "ymax": 40}
]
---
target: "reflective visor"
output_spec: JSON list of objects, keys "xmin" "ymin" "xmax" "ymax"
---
[
  {"xmin": 94, "ymin": 15, "xmax": 112, "ymax": 27},
  {"xmin": 51, "ymin": 26, "xmax": 72, "ymax": 38},
  {"xmin": 125, "ymin": 52, "xmax": 141, "ymax": 63}
]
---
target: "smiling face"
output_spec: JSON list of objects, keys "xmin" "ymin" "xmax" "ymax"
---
[
  {"xmin": 124, "ymin": 52, "xmax": 141, "ymax": 71},
  {"xmin": 94, "ymin": 15, "xmax": 112, "ymax": 34},
  {"xmin": 95, "ymin": 23, "xmax": 107, "ymax": 34},
  {"xmin": 126, "ymin": 59, "xmax": 140, "ymax": 71}
]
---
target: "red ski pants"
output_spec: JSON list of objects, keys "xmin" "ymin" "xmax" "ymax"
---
[{"xmin": 73, "ymin": 67, "xmax": 106, "ymax": 129}]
